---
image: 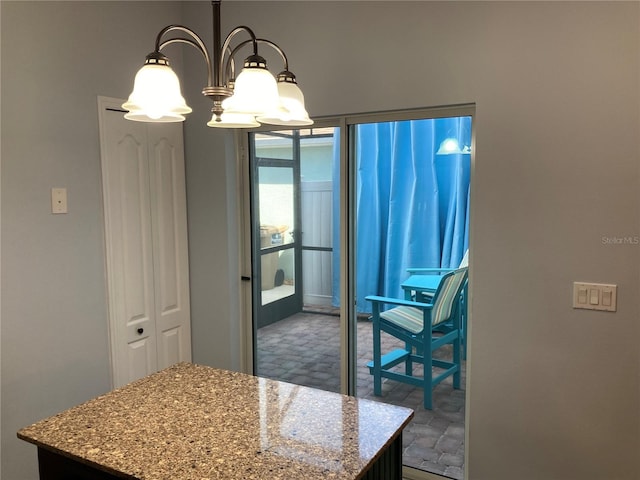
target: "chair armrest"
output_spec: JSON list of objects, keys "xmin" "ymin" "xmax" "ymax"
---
[
  {"xmin": 365, "ymin": 295, "xmax": 432, "ymax": 309},
  {"xmin": 406, "ymin": 267, "xmax": 455, "ymax": 274}
]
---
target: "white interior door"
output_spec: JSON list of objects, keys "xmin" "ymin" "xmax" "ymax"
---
[
  {"xmin": 98, "ymin": 97, "xmax": 191, "ymax": 388},
  {"xmin": 147, "ymin": 125, "xmax": 192, "ymax": 371}
]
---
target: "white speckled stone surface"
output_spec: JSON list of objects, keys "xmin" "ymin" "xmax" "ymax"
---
[{"xmin": 18, "ymin": 363, "xmax": 413, "ymax": 479}]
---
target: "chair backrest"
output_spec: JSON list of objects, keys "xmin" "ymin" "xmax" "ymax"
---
[
  {"xmin": 459, "ymin": 249, "xmax": 469, "ymax": 268},
  {"xmin": 431, "ymin": 267, "xmax": 468, "ymax": 326}
]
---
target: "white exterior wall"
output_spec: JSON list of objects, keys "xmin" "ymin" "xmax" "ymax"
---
[{"xmin": 302, "ymin": 181, "xmax": 333, "ymax": 306}]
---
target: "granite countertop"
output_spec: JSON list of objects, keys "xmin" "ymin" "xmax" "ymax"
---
[{"xmin": 18, "ymin": 362, "xmax": 413, "ymax": 479}]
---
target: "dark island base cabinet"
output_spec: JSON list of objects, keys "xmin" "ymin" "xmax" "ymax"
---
[
  {"xmin": 362, "ymin": 434, "xmax": 403, "ymax": 480},
  {"xmin": 37, "ymin": 436, "xmax": 403, "ymax": 480},
  {"xmin": 37, "ymin": 449, "xmax": 123, "ymax": 480}
]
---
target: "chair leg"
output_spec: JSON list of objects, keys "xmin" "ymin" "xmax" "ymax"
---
[
  {"xmin": 453, "ymin": 332, "xmax": 461, "ymax": 390},
  {"xmin": 372, "ymin": 305, "xmax": 382, "ymax": 396},
  {"xmin": 405, "ymin": 341, "xmax": 413, "ymax": 376},
  {"xmin": 461, "ymin": 322, "xmax": 467, "ymax": 361},
  {"xmin": 454, "ymin": 291, "xmax": 464, "ymax": 388},
  {"xmin": 461, "ymin": 287, "xmax": 468, "ymax": 360},
  {"xmin": 424, "ymin": 334, "xmax": 433, "ymax": 410}
]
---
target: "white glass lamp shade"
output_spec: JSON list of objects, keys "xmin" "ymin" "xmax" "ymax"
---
[
  {"xmin": 222, "ymin": 59, "xmax": 279, "ymax": 116},
  {"xmin": 122, "ymin": 64, "xmax": 191, "ymax": 122},
  {"xmin": 207, "ymin": 111, "xmax": 260, "ymax": 129},
  {"xmin": 257, "ymin": 81, "xmax": 313, "ymax": 126},
  {"xmin": 436, "ymin": 138, "xmax": 463, "ymax": 155},
  {"xmin": 436, "ymin": 138, "xmax": 471, "ymax": 155}
]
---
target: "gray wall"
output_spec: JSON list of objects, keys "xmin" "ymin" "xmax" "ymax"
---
[
  {"xmin": 0, "ymin": 2, "xmax": 183, "ymax": 479},
  {"xmin": 1, "ymin": 1, "xmax": 639, "ymax": 480}
]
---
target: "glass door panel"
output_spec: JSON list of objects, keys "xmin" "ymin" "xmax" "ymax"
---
[
  {"xmin": 352, "ymin": 115, "xmax": 472, "ymax": 480},
  {"xmin": 258, "ymin": 166, "xmax": 296, "ymax": 309},
  {"xmin": 252, "ymin": 127, "xmax": 342, "ymax": 393}
]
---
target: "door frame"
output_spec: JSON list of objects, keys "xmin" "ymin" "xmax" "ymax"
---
[{"xmin": 239, "ymin": 105, "xmax": 475, "ymax": 480}]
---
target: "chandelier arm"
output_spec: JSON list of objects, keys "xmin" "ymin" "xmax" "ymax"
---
[
  {"xmin": 225, "ymin": 48, "xmax": 236, "ymax": 86},
  {"xmin": 257, "ymin": 38, "xmax": 289, "ymax": 71},
  {"xmin": 155, "ymin": 25, "xmax": 214, "ymax": 87},
  {"xmin": 159, "ymin": 38, "xmax": 213, "ymax": 86},
  {"xmin": 219, "ymin": 26, "xmax": 258, "ymax": 86},
  {"xmin": 224, "ymin": 38, "xmax": 290, "ymax": 82}
]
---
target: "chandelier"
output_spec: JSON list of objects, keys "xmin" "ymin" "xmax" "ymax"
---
[{"xmin": 122, "ymin": 0, "xmax": 312, "ymax": 128}]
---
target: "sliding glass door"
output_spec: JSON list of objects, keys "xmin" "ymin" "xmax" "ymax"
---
[{"xmin": 245, "ymin": 106, "xmax": 473, "ymax": 479}]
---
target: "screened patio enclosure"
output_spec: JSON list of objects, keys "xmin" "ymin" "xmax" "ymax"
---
[{"xmin": 251, "ymin": 116, "xmax": 471, "ymax": 321}]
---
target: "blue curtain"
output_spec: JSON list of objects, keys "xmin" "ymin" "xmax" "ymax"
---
[{"xmin": 332, "ymin": 116, "xmax": 471, "ymax": 313}]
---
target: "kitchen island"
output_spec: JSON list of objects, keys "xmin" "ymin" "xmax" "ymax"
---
[{"xmin": 18, "ymin": 362, "xmax": 413, "ymax": 479}]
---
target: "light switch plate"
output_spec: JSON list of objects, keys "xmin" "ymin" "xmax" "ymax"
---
[
  {"xmin": 51, "ymin": 188, "xmax": 67, "ymax": 214},
  {"xmin": 573, "ymin": 282, "xmax": 616, "ymax": 312}
]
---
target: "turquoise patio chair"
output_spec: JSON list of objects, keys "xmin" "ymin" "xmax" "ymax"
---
[
  {"xmin": 403, "ymin": 250, "xmax": 469, "ymax": 358},
  {"xmin": 366, "ymin": 267, "xmax": 468, "ymax": 410},
  {"xmin": 404, "ymin": 249, "xmax": 468, "ymax": 299}
]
